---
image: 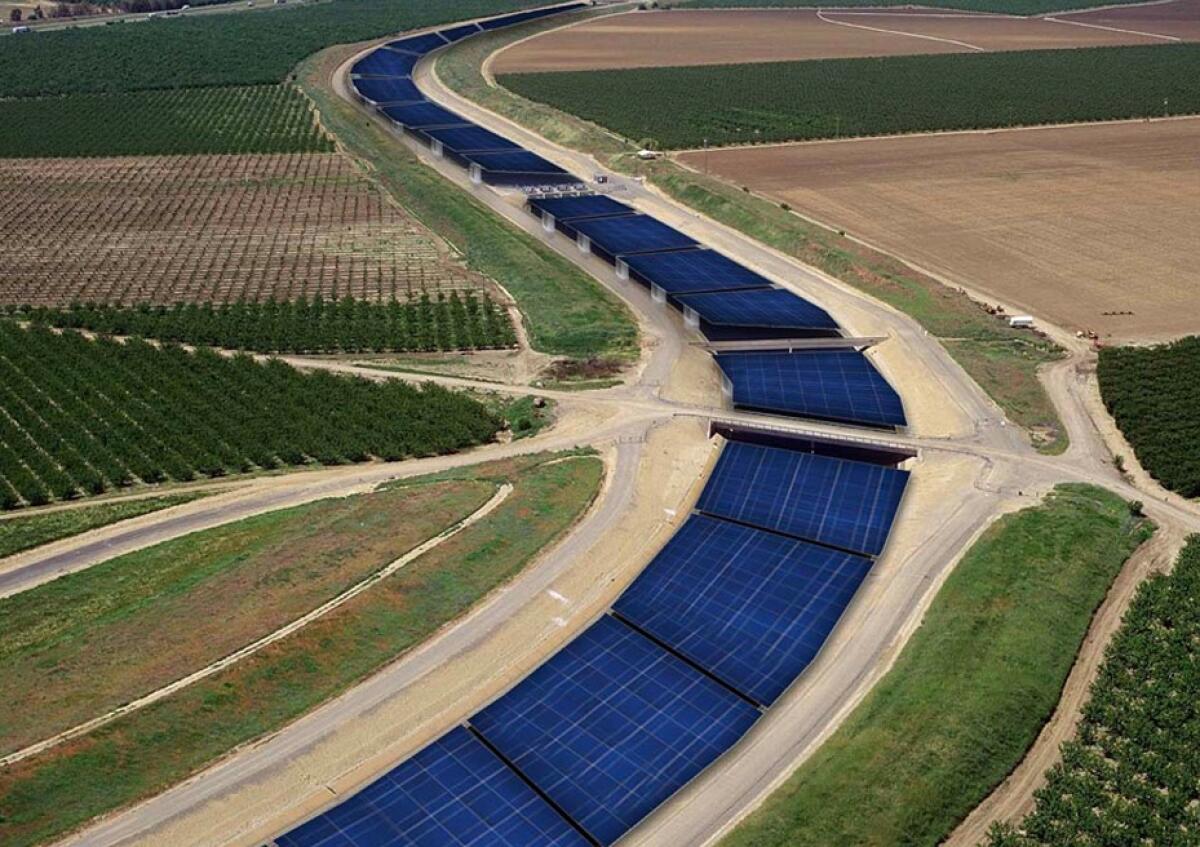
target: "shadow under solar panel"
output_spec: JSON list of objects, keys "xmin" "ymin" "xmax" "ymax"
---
[
  {"xmin": 697, "ymin": 440, "xmax": 909, "ymax": 557},
  {"xmin": 470, "ymin": 614, "xmax": 759, "ymax": 846},
  {"xmin": 621, "ymin": 248, "xmax": 775, "ymax": 298},
  {"xmin": 614, "ymin": 514, "xmax": 874, "ymax": 706},
  {"xmin": 275, "ymin": 726, "xmax": 588, "ymax": 847},
  {"xmin": 676, "ymin": 287, "xmax": 839, "ymax": 340},
  {"xmin": 716, "ymin": 349, "xmax": 907, "ymax": 428}
]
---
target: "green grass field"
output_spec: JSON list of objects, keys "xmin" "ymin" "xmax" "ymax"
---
[
  {"xmin": 0, "ymin": 85, "xmax": 330, "ymax": 158},
  {"xmin": 500, "ymin": 44, "xmax": 1200, "ymax": 148},
  {"xmin": 0, "ymin": 450, "xmax": 602, "ymax": 847},
  {"xmin": 722, "ymin": 484, "xmax": 1153, "ymax": 847},
  {"xmin": 0, "ymin": 493, "xmax": 205, "ymax": 559},
  {"xmin": 299, "ymin": 47, "xmax": 638, "ymax": 362}
]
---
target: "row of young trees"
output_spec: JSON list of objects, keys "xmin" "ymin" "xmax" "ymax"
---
[
  {"xmin": 0, "ymin": 324, "xmax": 502, "ymax": 509},
  {"xmin": 1097, "ymin": 335, "xmax": 1200, "ymax": 497},
  {"xmin": 9, "ymin": 293, "xmax": 517, "ymax": 354},
  {"xmin": 988, "ymin": 536, "xmax": 1200, "ymax": 845}
]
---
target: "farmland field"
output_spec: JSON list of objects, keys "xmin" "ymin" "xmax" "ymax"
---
[
  {"xmin": 0, "ymin": 0, "xmax": 549, "ymax": 96},
  {"xmin": 493, "ymin": 8, "xmax": 1180, "ymax": 73},
  {"xmin": 1062, "ymin": 0, "xmax": 1200, "ymax": 41},
  {"xmin": 0, "ymin": 154, "xmax": 496, "ymax": 308},
  {"xmin": 0, "ymin": 323, "xmax": 502, "ymax": 509},
  {"xmin": 0, "ymin": 86, "xmax": 331, "ymax": 158},
  {"xmin": 988, "ymin": 535, "xmax": 1200, "ymax": 846},
  {"xmin": 677, "ymin": 119, "xmax": 1200, "ymax": 342},
  {"xmin": 499, "ymin": 43, "xmax": 1200, "ymax": 148},
  {"xmin": 681, "ymin": 0, "xmax": 1170, "ymax": 14},
  {"xmin": 1098, "ymin": 336, "xmax": 1200, "ymax": 497}
]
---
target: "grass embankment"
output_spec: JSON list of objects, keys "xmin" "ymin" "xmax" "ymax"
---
[
  {"xmin": 721, "ymin": 484, "xmax": 1154, "ymax": 847},
  {"xmin": 1098, "ymin": 336, "xmax": 1200, "ymax": 497},
  {"xmin": 0, "ymin": 450, "xmax": 603, "ymax": 847},
  {"xmin": 436, "ymin": 27, "xmax": 1067, "ymax": 452},
  {"xmin": 298, "ymin": 47, "xmax": 638, "ymax": 363},
  {"xmin": 988, "ymin": 535, "xmax": 1200, "ymax": 846},
  {"xmin": 499, "ymin": 45, "xmax": 1200, "ymax": 148},
  {"xmin": 0, "ymin": 493, "xmax": 204, "ymax": 559}
]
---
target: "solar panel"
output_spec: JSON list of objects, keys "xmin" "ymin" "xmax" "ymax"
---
[
  {"xmin": 471, "ymin": 615, "xmax": 759, "ymax": 846},
  {"xmin": 380, "ymin": 101, "xmax": 469, "ymax": 130},
  {"xmin": 463, "ymin": 150, "xmax": 569, "ymax": 175},
  {"xmin": 696, "ymin": 440, "xmax": 909, "ymax": 557},
  {"xmin": 478, "ymin": 4, "xmax": 586, "ymax": 31},
  {"xmin": 716, "ymin": 349, "xmax": 907, "ymax": 428},
  {"xmin": 675, "ymin": 287, "xmax": 838, "ymax": 333},
  {"xmin": 567, "ymin": 214, "xmax": 698, "ymax": 260},
  {"xmin": 613, "ymin": 514, "xmax": 873, "ymax": 706},
  {"xmin": 352, "ymin": 49, "xmax": 419, "ymax": 78},
  {"xmin": 274, "ymin": 727, "xmax": 588, "ymax": 847},
  {"xmin": 386, "ymin": 32, "xmax": 450, "ymax": 55},
  {"xmin": 422, "ymin": 124, "xmax": 522, "ymax": 153},
  {"xmin": 439, "ymin": 22, "xmax": 483, "ymax": 43},
  {"xmin": 352, "ymin": 76, "xmax": 424, "ymax": 106},
  {"xmin": 621, "ymin": 248, "xmax": 775, "ymax": 296},
  {"xmin": 528, "ymin": 194, "xmax": 634, "ymax": 223}
]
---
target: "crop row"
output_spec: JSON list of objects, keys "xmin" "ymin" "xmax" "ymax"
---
[
  {"xmin": 9, "ymin": 293, "xmax": 517, "ymax": 353},
  {"xmin": 0, "ymin": 323, "xmax": 502, "ymax": 510},
  {"xmin": 1097, "ymin": 336, "xmax": 1200, "ymax": 497},
  {"xmin": 988, "ymin": 536, "xmax": 1200, "ymax": 846},
  {"xmin": 0, "ymin": 0, "xmax": 546, "ymax": 97},
  {"xmin": 499, "ymin": 43, "xmax": 1200, "ymax": 148},
  {"xmin": 0, "ymin": 86, "xmax": 331, "ymax": 158}
]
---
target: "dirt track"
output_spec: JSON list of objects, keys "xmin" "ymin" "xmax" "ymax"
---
[
  {"xmin": 492, "ymin": 7, "xmax": 1181, "ymax": 73},
  {"xmin": 679, "ymin": 118, "xmax": 1200, "ymax": 343}
]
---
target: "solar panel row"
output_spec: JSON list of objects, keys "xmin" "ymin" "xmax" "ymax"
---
[
  {"xmin": 676, "ymin": 287, "xmax": 839, "ymax": 335},
  {"xmin": 566, "ymin": 214, "xmax": 698, "ymax": 262},
  {"xmin": 351, "ymin": 49, "xmax": 420, "ymax": 78},
  {"xmin": 528, "ymin": 194, "xmax": 633, "ymax": 224},
  {"xmin": 716, "ymin": 350, "xmax": 908, "ymax": 428},
  {"xmin": 353, "ymin": 76, "xmax": 425, "ymax": 107}
]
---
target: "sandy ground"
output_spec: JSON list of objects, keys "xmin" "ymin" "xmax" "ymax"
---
[
  {"xmin": 1057, "ymin": 0, "xmax": 1200, "ymax": 41},
  {"xmin": 946, "ymin": 523, "xmax": 1188, "ymax": 844},
  {"xmin": 679, "ymin": 118, "xmax": 1200, "ymax": 343},
  {"xmin": 107, "ymin": 417, "xmax": 713, "ymax": 847},
  {"xmin": 491, "ymin": 7, "xmax": 1177, "ymax": 73}
]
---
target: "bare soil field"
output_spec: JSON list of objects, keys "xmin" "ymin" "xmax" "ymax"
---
[
  {"xmin": 492, "ymin": 7, "xmax": 1180, "ymax": 73},
  {"xmin": 0, "ymin": 153, "xmax": 492, "ymax": 307},
  {"xmin": 1057, "ymin": 0, "xmax": 1200, "ymax": 41},
  {"xmin": 679, "ymin": 118, "xmax": 1200, "ymax": 342}
]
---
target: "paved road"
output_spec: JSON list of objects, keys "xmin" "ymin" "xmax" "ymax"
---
[{"xmin": 37, "ymin": 17, "xmax": 1200, "ymax": 847}]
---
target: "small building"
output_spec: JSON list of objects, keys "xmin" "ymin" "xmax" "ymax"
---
[{"xmin": 1008, "ymin": 315, "xmax": 1035, "ymax": 328}]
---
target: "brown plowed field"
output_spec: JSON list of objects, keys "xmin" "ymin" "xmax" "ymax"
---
[
  {"xmin": 678, "ymin": 119, "xmax": 1200, "ymax": 342},
  {"xmin": 1057, "ymin": 0, "xmax": 1200, "ymax": 41},
  {"xmin": 492, "ymin": 7, "xmax": 1180, "ymax": 73},
  {"xmin": 0, "ymin": 153, "xmax": 489, "ymax": 308}
]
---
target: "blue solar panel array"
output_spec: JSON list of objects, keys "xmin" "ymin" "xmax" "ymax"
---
[
  {"xmin": 614, "ymin": 514, "xmax": 874, "ymax": 706},
  {"xmin": 697, "ymin": 440, "xmax": 909, "ymax": 557},
  {"xmin": 387, "ymin": 32, "xmax": 449, "ymax": 55},
  {"xmin": 620, "ymin": 247, "xmax": 773, "ymax": 297},
  {"xmin": 716, "ymin": 350, "xmax": 907, "ymax": 428},
  {"xmin": 471, "ymin": 615, "xmax": 759, "ymax": 846},
  {"xmin": 529, "ymin": 194, "xmax": 633, "ymax": 223},
  {"xmin": 567, "ymin": 214, "xmax": 698, "ymax": 261},
  {"xmin": 353, "ymin": 76, "xmax": 424, "ymax": 106},
  {"xmin": 380, "ymin": 101, "xmax": 466, "ymax": 130},
  {"xmin": 351, "ymin": 49, "xmax": 420, "ymax": 78},
  {"xmin": 275, "ymin": 726, "xmax": 589, "ymax": 847},
  {"xmin": 676, "ymin": 287, "xmax": 839, "ymax": 334},
  {"xmin": 422, "ymin": 124, "xmax": 521, "ymax": 154}
]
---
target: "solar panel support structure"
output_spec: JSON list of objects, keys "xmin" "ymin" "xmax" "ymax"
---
[
  {"xmin": 720, "ymin": 371, "xmax": 734, "ymax": 399},
  {"xmin": 542, "ymin": 212, "xmax": 556, "ymax": 233},
  {"xmin": 651, "ymin": 282, "xmax": 667, "ymax": 305},
  {"xmin": 615, "ymin": 259, "xmax": 629, "ymax": 281},
  {"xmin": 577, "ymin": 233, "xmax": 591, "ymax": 254},
  {"xmin": 469, "ymin": 162, "xmax": 482, "ymax": 185},
  {"xmin": 683, "ymin": 305, "xmax": 700, "ymax": 329},
  {"xmin": 430, "ymin": 139, "xmax": 444, "ymax": 159}
]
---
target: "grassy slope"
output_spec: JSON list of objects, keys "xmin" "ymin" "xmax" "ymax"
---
[
  {"xmin": 682, "ymin": 0, "xmax": 1162, "ymax": 17},
  {"xmin": 0, "ymin": 479, "xmax": 494, "ymax": 754},
  {"xmin": 297, "ymin": 47, "xmax": 638, "ymax": 362},
  {"xmin": 722, "ymin": 484, "xmax": 1154, "ymax": 847},
  {"xmin": 0, "ymin": 450, "xmax": 603, "ymax": 847},
  {"xmin": 435, "ymin": 21, "xmax": 1067, "ymax": 452},
  {"xmin": 0, "ymin": 493, "xmax": 204, "ymax": 559},
  {"xmin": 499, "ymin": 45, "xmax": 1200, "ymax": 148}
]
